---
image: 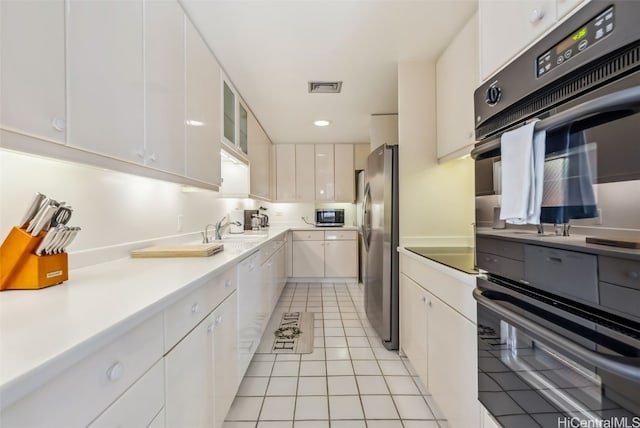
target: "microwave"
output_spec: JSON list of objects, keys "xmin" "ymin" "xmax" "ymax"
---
[{"xmin": 315, "ymin": 209, "xmax": 344, "ymax": 227}]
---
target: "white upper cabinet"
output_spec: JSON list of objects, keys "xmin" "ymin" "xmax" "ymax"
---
[
  {"xmin": 68, "ymin": 0, "xmax": 145, "ymax": 161},
  {"xmin": 144, "ymin": 0, "xmax": 185, "ymax": 175},
  {"xmin": 436, "ymin": 13, "xmax": 478, "ymax": 162},
  {"xmin": 0, "ymin": 0, "xmax": 66, "ymax": 144},
  {"xmin": 275, "ymin": 144, "xmax": 296, "ymax": 201},
  {"xmin": 479, "ymin": 0, "xmax": 557, "ymax": 81},
  {"xmin": 334, "ymin": 144, "xmax": 355, "ymax": 202},
  {"xmin": 315, "ymin": 144, "xmax": 335, "ymax": 201},
  {"xmin": 185, "ymin": 17, "xmax": 221, "ymax": 186},
  {"xmin": 296, "ymin": 144, "xmax": 315, "ymax": 201},
  {"xmin": 221, "ymin": 77, "xmax": 249, "ymax": 157},
  {"xmin": 247, "ymin": 110, "xmax": 272, "ymax": 200}
]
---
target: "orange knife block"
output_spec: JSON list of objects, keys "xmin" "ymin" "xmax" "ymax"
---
[{"xmin": 0, "ymin": 227, "xmax": 68, "ymax": 291}]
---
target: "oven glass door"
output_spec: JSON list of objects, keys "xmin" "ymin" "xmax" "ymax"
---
[{"xmin": 477, "ymin": 301, "xmax": 640, "ymax": 427}]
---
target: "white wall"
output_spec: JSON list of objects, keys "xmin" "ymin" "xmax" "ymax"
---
[
  {"xmin": 397, "ymin": 61, "xmax": 475, "ymax": 247},
  {"xmin": 266, "ymin": 202, "xmax": 357, "ymax": 227},
  {"xmin": 0, "ymin": 149, "xmax": 258, "ymax": 253}
]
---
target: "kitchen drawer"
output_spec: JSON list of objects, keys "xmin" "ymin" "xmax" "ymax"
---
[
  {"xmin": 210, "ymin": 266, "xmax": 237, "ymax": 315},
  {"xmin": 600, "ymin": 281, "xmax": 640, "ymax": 322},
  {"xmin": 325, "ymin": 230, "xmax": 357, "ymax": 241},
  {"xmin": 164, "ymin": 281, "xmax": 216, "ymax": 353},
  {"xmin": 476, "ymin": 237, "xmax": 524, "ymax": 261},
  {"xmin": 261, "ymin": 239, "xmax": 284, "ymax": 264},
  {"xmin": 524, "ymin": 245, "xmax": 598, "ymax": 304},
  {"xmin": 477, "ymin": 251, "xmax": 524, "ymax": 281},
  {"xmin": 292, "ymin": 230, "xmax": 324, "ymax": 241},
  {"xmin": 88, "ymin": 359, "xmax": 164, "ymax": 428},
  {"xmin": 0, "ymin": 314, "xmax": 163, "ymax": 428},
  {"xmin": 599, "ymin": 256, "xmax": 640, "ymax": 291},
  {"xmin": 164, "ymin": 267, "xmax": 237, "ymax": 353}
]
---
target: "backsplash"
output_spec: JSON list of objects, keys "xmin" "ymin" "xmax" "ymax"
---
[
  {"xmin": 476, "ymin": 180, "xmax": 640, "ymax": 238},
  {"xmin": 0, "ymin": 149, "xmax": 258, "ymax": 253},
  {"xmin": 265, "ymin": 202, "xmax": 357, "ymax": 227}
]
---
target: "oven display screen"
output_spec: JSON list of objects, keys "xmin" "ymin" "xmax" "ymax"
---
[{"xmin": 537, "ymin": 6, "xmax": 614, "ymax": 78}]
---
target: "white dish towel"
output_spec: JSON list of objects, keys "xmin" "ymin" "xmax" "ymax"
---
[{"xmin": 499, "ymin": 120, "xmax": 546, "ymax": 224}]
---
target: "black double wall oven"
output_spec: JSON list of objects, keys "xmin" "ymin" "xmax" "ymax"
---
[{"xmin": 472, "ymin": 1, "xmax": 640, "ymax": 427}]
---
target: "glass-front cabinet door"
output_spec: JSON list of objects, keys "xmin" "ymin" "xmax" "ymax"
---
[
  {"xmin": 222, "ymin": 77, "xmax": 248, "ymax": 156},
  {"xmin": 223, "ymin": 81, "xmax": 235, "ymax": 145},
  {"xmin": 239, "ymin": 103, "xmax": 248, "ymax": 155}
]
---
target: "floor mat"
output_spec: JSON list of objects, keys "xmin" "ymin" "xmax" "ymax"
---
[{"xmin": 256, "ymin": 311, "xmax": 314, "ymax": 354}]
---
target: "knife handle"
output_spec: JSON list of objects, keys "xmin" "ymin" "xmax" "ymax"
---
[
  {"xmin": 19, "ymin": 193, "xmax": 46, "ymax": 229},
  {"xmin": 31, "ymin": 206, "xmax": 57, "ymax": 237},
  {"xmin": 35, "ymin": 228, "xmax": 58, "ymax": 256}
]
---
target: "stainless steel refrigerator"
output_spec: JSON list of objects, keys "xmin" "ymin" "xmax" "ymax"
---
[
  {"xmin": 362, "ymin": 144, "xmax": 399, "ymax": 350},
  {"xmin": 356, "ymin": 171, "xmax": 366, "ymax": 284}
]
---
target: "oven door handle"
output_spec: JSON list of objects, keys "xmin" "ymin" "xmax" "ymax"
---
[
  {"xmin": 471, "ymin": 85, "xmax": 640, "ymax": 159},
  {"xmin": 473, "ymin": 287, "xmax": 640, "ymax": 382}
]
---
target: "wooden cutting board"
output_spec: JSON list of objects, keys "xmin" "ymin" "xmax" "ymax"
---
[
  {"xmin": 585, "ymin": 237, "xmax": 640, "ymax": 249},
  {"xmin": 130, "ymin": 243, "xmax": 224, "ymax": 258}
]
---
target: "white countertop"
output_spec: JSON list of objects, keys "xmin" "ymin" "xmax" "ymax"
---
[
  {"xmin": 0, "ymin": 225, "xmax": 321, "ymax": 407},
  {"xmin": 398, "ymin": 247, "xmax": 477, "ymax": 287}
]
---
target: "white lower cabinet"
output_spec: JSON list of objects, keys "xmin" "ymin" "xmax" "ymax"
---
[
  {"xmin": 88, "ymin": 359, "xmax": 165, "ymax": 428},
  {"xmin": 263, "ymin": 243, "xmax": 286, "ymax": 312},
  {"xmin": 212, "ymin": 293, "xmax": 239, "ymax": 428},
  {"xmin": 165, "ymin": 291, "xmax": 238, "ymax": 428},
  {"xmin": 427, "ymin": 290, "xmax": 478, "ymax": 428},
  {"xmin": 291, "ymin": 230, "xmax": 358, "ymax": 278},
  {"xmin": 399, "ymin": 253, "xmax": 479, "ymax": 428},
  {"xmin": 164, "ymin": 311, "xmax": 215, "ymax": 428},
  {"xmin": 238, "ymin": 251, "xmax": 264, "ymax": 377},
  {"xmin": 292, "ymin": 240, "xmax": 325, "ymax": 277},
  {"xmin": 399, "ymin": 274, "xmax": 429, "ymax": 387},
  {"xmin": 324, "ymin": 240, "xmax": 357, "ymax": 277},
  {"xmin": 0, "ymin": 314, "xmax": 163, "ymax": 428}
]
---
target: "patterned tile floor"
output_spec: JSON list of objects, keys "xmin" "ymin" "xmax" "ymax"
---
[{"xmin": 223, "ymin": 282, "xmax": 450, "ymax": 428}]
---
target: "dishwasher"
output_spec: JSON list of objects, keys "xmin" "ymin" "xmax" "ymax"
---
[{"xmin": 237, "ymin": 250, "xmax": 263, "ymax": 378}]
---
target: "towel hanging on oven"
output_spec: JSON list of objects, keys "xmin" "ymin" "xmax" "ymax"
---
[
  {"xmin": 499, "ymin": 120, "xmax": 546, "ymax": 225},
  {"xmin": 539, "ymin": 130, "xmax": 598, "ymax": 224}
]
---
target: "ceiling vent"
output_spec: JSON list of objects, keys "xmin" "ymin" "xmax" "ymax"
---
[{"xmin": 308, "ymin": 81, "xmax": 343, "ymax": 94}]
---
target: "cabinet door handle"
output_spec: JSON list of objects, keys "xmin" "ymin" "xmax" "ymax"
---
[
  {"xmin": 421, "ymin": 296, "xmax": 426, "ymax": 303},
  {"xmin": 225, "ymin": 279, "xmax": 232, "ymax": 288},
  {"xmin": 191, "ymin": 303, "xmax": 200, "ymax": 314},
  {"xmin": 51, "ymin": 117, "xmax": 66, "ymax": 132},
  {"xmin": 215, "ymin": 316, "xmax": 223, "ymax": 325},
  {"xmin": 529, "ymin": 8, "xmax": 545, "ymax": 23},
  {"xmin": 106, "ymin": 362, "xmax": 124, "ymax": 382},
  {"xmin": 207, "ymin": 322, "xmax": 215, "ymax": 334},
  {"xmin": 148, "ymin": 152, "xmax": 158, "ymax": 163},
  {"xmin": 629, "ymin": 271, "xmax": 639, "ymax": 280}
]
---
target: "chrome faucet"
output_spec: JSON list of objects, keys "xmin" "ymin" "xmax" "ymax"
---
[
  {"xmin": 213, "ymin": 216, "xmax": 241, "ymax": 241},
  {"xmin": 202, "ymin": 223, "xmax": 216, "ymax": 244}
]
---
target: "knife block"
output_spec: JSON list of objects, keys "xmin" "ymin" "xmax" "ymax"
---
[{"xmin": 0, "ymin": 226, "xmax": 69, "ymax": 291}]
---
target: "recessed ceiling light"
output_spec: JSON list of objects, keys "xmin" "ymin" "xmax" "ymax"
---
[{"xmin": 314, "ymin": 120, "xmax": 331, "ymax": 127}]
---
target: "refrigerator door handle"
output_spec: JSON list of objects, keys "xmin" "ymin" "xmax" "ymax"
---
[{"xmin": 362, "ymin": 183, "xmax": 371, "ymax": 251}]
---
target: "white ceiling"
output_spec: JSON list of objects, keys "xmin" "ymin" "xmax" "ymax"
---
[{"xmin": 181, "ymin": 0, "xmax": 477, "ymax": 144}]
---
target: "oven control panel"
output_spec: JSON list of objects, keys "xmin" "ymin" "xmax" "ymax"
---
[{"xmin": 537, "ymin": 6, "xmax": 615, "ymax": 78}]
